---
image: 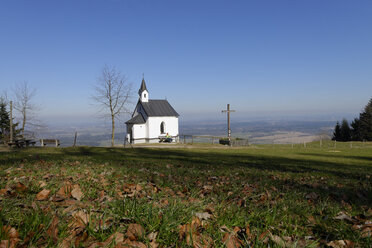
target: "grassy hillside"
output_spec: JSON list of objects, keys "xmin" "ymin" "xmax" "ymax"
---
[{"xmin": 0, "ymin": 144, "xmax": 371, "ymax": 247}]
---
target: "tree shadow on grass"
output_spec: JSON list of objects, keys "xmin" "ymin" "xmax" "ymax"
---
[
  {"xmin": 299, "ymin": 152, "xmax": 372, "ymax": 163},
  {"xmin": 1, "ymin": 147, "xmax": 371, "ymax": 179},
  {"xmin": 0, "ymin": 147, "xmax": 371, "ymax": 207}
]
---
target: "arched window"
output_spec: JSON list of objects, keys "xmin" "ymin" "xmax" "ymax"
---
[{"xmin": 160, "ymin": 122, "xmax": 165, "ymax": 134}]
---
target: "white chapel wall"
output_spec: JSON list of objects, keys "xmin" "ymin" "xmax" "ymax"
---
[
  {"xmin": 148, "ymin": 116, "xmax": 179, "ymax": 139},
  {"xmin": 132, "ymin": 124, "xmax": 146, "ymax": 140}
]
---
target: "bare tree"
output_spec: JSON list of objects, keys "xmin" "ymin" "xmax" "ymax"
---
[
  {"xmin": 92, "ymin": 65, "xmax": 133, "ymax": 146},
  {"xmin": 13, "ymin": 81, "xmax": 39, "ymax": 138}
]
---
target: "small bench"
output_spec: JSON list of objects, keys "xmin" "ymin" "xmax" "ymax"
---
[
  {"xmin": 8, "ymin": 139, "xmax": 36, "ymax": 148},
  {"xmin": 40, "ymin": 139, "xmax": 60, "ymax": 147}
]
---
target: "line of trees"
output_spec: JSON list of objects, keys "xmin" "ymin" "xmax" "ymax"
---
[
  {"xmin": 332, "ymin": 98, "xmax": 372, "ymax": 141},
  {"xmin": 0, "ymin": 97, "xmax": 20, "ymax": 144},
  {"xmin": 2, "ymin": 65, "xmax": 133, "ymax": 147}
]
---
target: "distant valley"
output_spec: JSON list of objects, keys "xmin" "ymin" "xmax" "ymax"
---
[{"xmin": 33, "ymin": 119, "xmax": 335, "ymax": 147}]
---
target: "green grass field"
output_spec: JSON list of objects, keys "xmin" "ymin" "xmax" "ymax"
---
[{"xmin": 0, "ymin": 142, "xmax": 371, "ymax": 247}]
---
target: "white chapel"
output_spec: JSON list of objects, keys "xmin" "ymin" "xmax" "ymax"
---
[{"xmin": 125, "ymin": 79, "xmax": 179, "ymax": 144}]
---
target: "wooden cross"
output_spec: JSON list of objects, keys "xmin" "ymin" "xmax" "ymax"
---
[{"xmin": 221, "ymin": 104, "xmax": 235, "ymax": 144}]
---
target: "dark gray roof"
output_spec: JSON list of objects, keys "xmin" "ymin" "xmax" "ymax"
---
[
  {"xmin": 141, "ymin": 100, "xmax": 179, "ymax": 117},
  {"xmin": 138, "ymin": 78, "xmax": 148, "ymax": 95},
  {"xmin": 125, "ymin": 113, "xmax": 146, "ymax": 124}
]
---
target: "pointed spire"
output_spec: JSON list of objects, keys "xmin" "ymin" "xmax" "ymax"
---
[{"xmin": 138, "ymin": 77, "xmax": 148, "ymax": 95}]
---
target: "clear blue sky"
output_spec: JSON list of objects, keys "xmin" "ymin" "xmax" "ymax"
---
[{"xmin": 1, "ymin": 0, "xmax": 371, "ymax": 122}]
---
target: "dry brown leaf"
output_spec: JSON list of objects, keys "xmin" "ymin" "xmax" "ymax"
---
[
  {"xmin": 60, "ymin": 236, "xmax": 74, "ymax": 248},
  {"xmin": 46, "ymin": 216, "xmax": 59, "ymax": 243},
  {"xmin": 0, "ymin": 239, "xmax": 20, "ymax": 248},
  {"xmin": 222, "ymin": 232, "xmax": 242, "ymax": 248},
  {"xmin": 148, "ymin": 232, "xmax": 159, "ymax": 248},
  {"xmin": 361, "ymin": 225, "xmax": 372, "ymax": 237},
  {"xmin": 36, "ymin": 189, "xmax": 51, "ymax": 201},
  {"xmin": 149, "ymin": 240, "xmax": 159, "ymax": 248},
  {"xmin": 96, "ymin": 232, "xmax": 125, "ymax": 246},
  {"xmin": 326, "ymin": 240, "xmax": 354, "ymax": 248},
  {"xmin": 147, "ymin": 231, "xmax": 157, "ymax": 241},
  {"xmin": 2, "ymin": 226, "xmax": 19, "ymax": 239},
  {"xmin": 305, "ymin": 192, "xmax": 319, "ymax": 201},
  {"xmin": 126, "ymin": 223, "xmax": 144, "ymax": 241},
  {"xmin": 15, "ymin": 182, "xmax": 27, "ymax": 193},
  {"xmin": 258, "ymin": 230, "xmax": 269, "ymax": 241},
  {"xmin": 0, "ymin": 188, "xmax": 9, "ymax": 196},
  {"xmin": 71, "ymin": 185, "xmax": 84, "ymax": 201},
  {"xmin": 0, "ymin": 240, "xmax": 8, "ymax": 248},
  {"xmin": 122, "ymin": 239, "xmax": 147, "ymax": 248},
  {"xmin": 270, "ymin": 234, "xmax": 293, "ymax": 247},
  {"xmin": 113, "ymin": 232, "xmax": 125, "ymax": 244},
  {"xmin": 334, "ymin": 212, "xmax": 354, "ymax": 224},
  {"xmin": 38, "ymin": 181, "xmax": 47, "ymax": 188},
  {"xmin": 245, "ymin": 223, "xmax": 251, "ymax": 238},
  {"xmin": 1, "ymin": 226, "xmax": 20, "ymax": 248},
  {"xmin": 62, "ymin": 205, "xmax": 79, "ymax": 215},
  {"xmin": 70, "ymin": 211, "xmax": 90, "ymax": 229},
  {"xmin": 56, "ymin": 182, "xmax": 72, "ymax": 199},
  {"xmin": 195, "ymin": 212, "xmax": 212, "ymax": 221},
  {"xmin": 188, "ymin": 233, "xmax": 213, "ymax": 248}
]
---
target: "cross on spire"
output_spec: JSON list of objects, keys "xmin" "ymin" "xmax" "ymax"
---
[{"xmin": 221, "ymin": 104, "xmax": 235, "ymax": 145}]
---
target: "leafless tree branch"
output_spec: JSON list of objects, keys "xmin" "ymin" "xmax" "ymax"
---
[
  {"xmin": 91, "ymin": 65, "xmax": 134, "ymax": 146},
  {"xmin": 12, "ymin": 81, "xmax": 43, "ymax": 138}
]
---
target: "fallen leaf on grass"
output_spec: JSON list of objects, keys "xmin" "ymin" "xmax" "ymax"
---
[
  {"xmin": 148, "ymin": 232, "xmax": 157, "ymax": 241},
  {"xmin": 36, "ymin": 189, "xmax": 51, "ymax": 201},
  {"xmin": 334, "ymin": 212, "xmax": 354, "ymax": 224},
  {"xmin": 0, "ymin": 188, "xmax": 10, "ymax": 196},
  {"xmin": 122, "ymin": 239, "xmax": 147, "ymax": 248},
  {"xmin": 0, "ymin": 240, "xmax": 19, "ymax": 248},
  {"xmin": 326, "ymin": 240, "xmax": 354, "ymax": 248},
  {"xmin": 71, "ymin": 184, "xmax": 84, "ymax": 201},
  {"xmin": 258, "ymin": 230, "xmax": 269, "ymax": 240},
  {"xmin": 179, "ymin": 217, "xmax": 213, "ymax": 248},
  {"xmin": 270, "ymin": 234, "xmax": 293, "ymax": 248},
  {"xmin": 1, "ymin": 226, "xmax": 20, "ymax": 248},
  {"xmin": 361, "ymin": 225, "xmax": 372, "ymax": 238},
  {"xmin": 62, "ymin": 205, "xmax": 79, "ymax": 215},
  {"xmin": 305, "ymin": 192, "xmax": 319, "ymax": 201},
  {"xmin": 222, "ymin": 232, "xmax": 242, "ymax": 248},
  {"xmin": 148, "ymin": 232, "xmax": 159, "ymax": 248},
  {"xmin": 94, "ymin": 218, "xmax": 114, "ymax": 231},
  {"xmin": 46, "ymin": 216, "xmax": 59, "ymax": 243},
  {"xmin": 38, "ymin": 181, "xmax": 47, "ymax": 188},
  {"xmin": 195, "ymin": 212, "xmax": 212, "ymax": 221},
  {"xmin": 187, "ymin": 233, "xmax": 213, "ymax": 248},
  {"xmin": 69, "ymin": 211, "xmax": 90, "ymax": 230},
  {"xmin": 89, "ymin": 232, "xmax": 124, "ymax": 247},
  {"xmin": 15, "ymin": 182, "xmax": 27, "ymax": 193},
  {"xmin": 126, "ymin": 223, "xmax": 144, "ymax": 241},
  {"xmin": 56, "ymin": 182, "xmax": 73, "ymax": 199},
  {"xmin": 2, "ymin": 226, "xmax": 19, "ymax": 239}
]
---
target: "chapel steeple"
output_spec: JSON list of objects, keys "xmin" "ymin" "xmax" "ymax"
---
[{"xmin": 138, "ymin": 77, "xmax": 149, "ymax": 102}]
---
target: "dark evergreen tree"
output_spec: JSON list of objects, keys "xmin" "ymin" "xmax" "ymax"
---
[
  {"xmin": 332, "ymin": 121, "xmax": 341, "ymax": 141},
  {"xmin": 350, "ymin": 117, "xmax": 362, "ymax": 141},
  {"xmin": 340, "ymin": 119, "xmax": 351, "ymax": 141},
  {"xmin": 359, "ymin": 98, "xmax": 372, "ymax": 141},
  {"xmin": 0, "ymin": 100, "xmax": 10, "ymax": 143},
  {"xmin": 0, "ymin": 99, "xmax": 20, "ymax": 143}
]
